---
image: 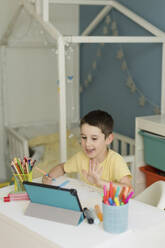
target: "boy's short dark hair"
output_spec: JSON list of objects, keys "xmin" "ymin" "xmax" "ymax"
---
[{"xmin": 80, "ymin": 110, "xmax": 114, "ymax": 138}]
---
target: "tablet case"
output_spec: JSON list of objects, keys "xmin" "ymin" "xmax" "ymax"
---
[{"xmin": 23, "ymin": 181, "xmax": 84, "ymax": 226}]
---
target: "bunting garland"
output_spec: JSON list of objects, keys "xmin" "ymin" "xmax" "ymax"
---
[{"xmin": 80, "ymin": 13, "xmax": 160, "ymax": 114}]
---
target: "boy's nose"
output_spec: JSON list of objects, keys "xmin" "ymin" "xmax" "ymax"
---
[{"xmin": 86, "ymin": 139, "xmax": 92, "ymax": 146}]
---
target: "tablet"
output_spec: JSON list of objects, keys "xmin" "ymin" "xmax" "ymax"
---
[{"xmin": 23, "ymin": 181, "xmax": 85, "ymax": 225}]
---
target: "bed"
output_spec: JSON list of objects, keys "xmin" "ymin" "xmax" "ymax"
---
[{"xmin": 5, "ymin": 124, "xmax": 135, "ymax": 186}]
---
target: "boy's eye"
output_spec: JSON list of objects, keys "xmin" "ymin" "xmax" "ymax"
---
[
  {"xmin": 81, "ymin": 136, "xmax": 86, "ymax": 140},
  {"xmin": 81, "ymin": 136, "xmax": 98, "ymax": 141}
]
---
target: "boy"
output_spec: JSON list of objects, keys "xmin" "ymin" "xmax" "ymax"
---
[{"xmin": 43, "ymin": 110, "xmax": 132, "ymax": 190}]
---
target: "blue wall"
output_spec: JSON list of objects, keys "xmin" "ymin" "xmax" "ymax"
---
[{"xmin": 80, "ymin": 0, "xmax": 165, "ymax": 138}]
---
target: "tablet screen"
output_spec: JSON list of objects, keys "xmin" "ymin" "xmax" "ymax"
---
[{"xmin": 23, "ymin": 181, "xmax": 83, "ymax": 214}]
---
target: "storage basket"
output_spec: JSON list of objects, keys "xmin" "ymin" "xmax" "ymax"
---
[
  {"xmin": 139, "ymin": 130, "xmax": 165, "ymax": 172},
  {"xmin": 140, "ymin": 165, "xmax": 165, "ymax": 187}
]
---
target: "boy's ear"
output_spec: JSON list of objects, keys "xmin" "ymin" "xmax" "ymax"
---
[{"xmin": 106, "ymin": 133, "xmax": 114, "ymax": 145}]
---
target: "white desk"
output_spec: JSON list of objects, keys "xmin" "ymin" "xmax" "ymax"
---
[{"xmin": 0, "ymin": 177, "xmax": 165, "ymax": 248}]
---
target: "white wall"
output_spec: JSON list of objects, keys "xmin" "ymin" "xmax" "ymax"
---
[
  {"xmin": 0, "ymin": 0, "xmax": 79, "ymax": 181},
  {"xmin": 0, "ymin": 0, "xmax": 19, "ymax": 38},
  {"xmin": 5, "ymin": 48, "xmax": 59, "ymax": 126}
]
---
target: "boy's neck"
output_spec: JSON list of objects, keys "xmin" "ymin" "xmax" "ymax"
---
[{"xmin": 95, "ymin": 148, "xmax": 109, "ymax": 163}]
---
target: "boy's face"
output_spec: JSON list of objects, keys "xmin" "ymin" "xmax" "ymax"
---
[{"xmin": 80, "ymin": 123, "xmax": 113, "ymax": 162}]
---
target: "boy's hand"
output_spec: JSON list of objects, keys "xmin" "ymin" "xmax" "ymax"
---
[
  {"xmin": 42, "ymin": 174, "xmax": 52, "ymax": 185},
  {"xmin": 82, "ymin": 159, "xmax": 103, "ymax": 186},
  {"xmin": 42, "ymin": 163, "xmax": 65, "ymax": 185}
]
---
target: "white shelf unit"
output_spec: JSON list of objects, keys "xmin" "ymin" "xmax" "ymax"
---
[{"xmin": 135, "ymin": 114, "xmax": 165, "ymax": 195}]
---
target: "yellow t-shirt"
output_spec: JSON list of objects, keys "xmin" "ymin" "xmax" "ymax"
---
[{"xmin": 64, "ymin": 149, "xmax": 131, "ymax": 185}]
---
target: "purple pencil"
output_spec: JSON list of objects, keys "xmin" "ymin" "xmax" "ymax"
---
[{"xmin": 125, "ymin": 191, "xmax": 134, "ymax": 203}]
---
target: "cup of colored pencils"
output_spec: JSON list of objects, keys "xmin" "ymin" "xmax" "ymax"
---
[
  {"xmin": 10, "ymin": 157, "xmax": 36, "ymax": 192},
  {"xmin": 102, "ymin": 182, "xmax": 134, "ymax": 233}
]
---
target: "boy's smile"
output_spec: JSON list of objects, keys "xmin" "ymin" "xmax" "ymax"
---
[{"xmin": 80, "ymin": 123, "xmax": 112, "ymax": 163}]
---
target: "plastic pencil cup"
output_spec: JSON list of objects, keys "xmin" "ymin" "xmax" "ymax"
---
[
  {"xmin": 102, "ymin": 202, "xmax": 129, "ymax": 233},
  {"xmin": 14, "ymin": 172, "xmax": 32, "ymax": 192}
]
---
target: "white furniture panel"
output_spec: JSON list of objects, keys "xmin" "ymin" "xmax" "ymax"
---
[{"xmin": 135, "ymin": 114, "xmax": 165, "ymax": 195}]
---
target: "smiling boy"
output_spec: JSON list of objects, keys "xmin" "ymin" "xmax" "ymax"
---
[{"xmin": 42, "ymin": 110, "xmax": 132, "ymax": 190}]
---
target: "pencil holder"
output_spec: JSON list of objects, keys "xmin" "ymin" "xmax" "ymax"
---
[
  {"xmin": 14, "ymin": 172, "xmax": 32, "ymax": 192},
  {"xmin": 102, "ymin": 202, "xmax": 129, "ymax": 233}
]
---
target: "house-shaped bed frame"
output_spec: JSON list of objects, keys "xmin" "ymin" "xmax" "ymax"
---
[{"xmin": 1, "ymin": 0, "xmax": 165, "ymax": 164}]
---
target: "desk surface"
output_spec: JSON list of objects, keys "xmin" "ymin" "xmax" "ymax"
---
[{"xmin": 0, "ymin": 177, "xmax": 165, "ymax": 248}]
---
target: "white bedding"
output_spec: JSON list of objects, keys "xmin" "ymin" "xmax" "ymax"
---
[{"xmin": 13, "ymin": 123, "xmax": 81, "ymax": 178}]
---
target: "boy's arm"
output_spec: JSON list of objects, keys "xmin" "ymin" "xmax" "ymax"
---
[{"xmin": 42, "ymin": 163, "xmax": 65, "ymax": 184}]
